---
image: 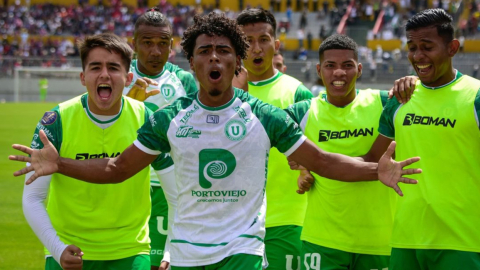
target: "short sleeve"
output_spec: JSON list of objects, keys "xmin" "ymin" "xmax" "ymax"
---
[
  {"xmin": 294, "ymin": 84, "xmax": 314, "ymax": 103},
  {"xmin": 136, "ymin": 110, "xmax": 171, "ymax": 154},
  {"xmin": 378, "ymin": 96, "xmax": 402, "ymax": 139},
  {"xmin": 31, "ymin": 106, "xmax": 63, "ymax": 153}
]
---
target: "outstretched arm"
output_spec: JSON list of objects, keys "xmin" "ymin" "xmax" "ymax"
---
[
  {"xmin": 10, "ymin": 130, "xmax": 157, "ymax": 185},
  {"xmin": 288, "ymin": 139, "xmax": 421, "ymax": 196}
]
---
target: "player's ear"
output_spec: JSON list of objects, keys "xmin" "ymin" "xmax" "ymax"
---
[
  {"xmin": 448, "ymin": 39, "xmax": 460, "ymax": 57},
  {"xmin": 316, "ymin": 63, "xmax": 321, "ymax": 77},
  {"xmin": 274, "ymin": 39, "xmax": 280, "ymax": 51},
  {"xmin": 126, "ymin": 72, "xmax": 134, "ymax": 87},
  {"xmin": 80, "ymin": 72, "xmax": 86, "ymax": 86},
  {"xmin": 357, "ymin": 63, "xmax": 363, "ymax": 78},
  {"xmin": 189, "ymin": 56, "xmax": 194, "ymax": 72}
]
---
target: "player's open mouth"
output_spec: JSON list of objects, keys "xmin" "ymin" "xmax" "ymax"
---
[
  {"xmin": 97, "ymin": 84, "xmax": 112, "ymax": 100},
  {"xmin": 416, "ymin": 64, "xmax": 432, "ymax": 75},
  {"xmin": 209, "ymin": 70, "xmax": 221, "ymax": 81},
  {"xmin": 253, "ymin": 58, "xmax": 263, "ymax": 65}
]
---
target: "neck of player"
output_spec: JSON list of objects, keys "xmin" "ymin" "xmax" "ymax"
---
[{"xmin": 198, "ymin": 86, "xmax": 235, "ymax": 108}]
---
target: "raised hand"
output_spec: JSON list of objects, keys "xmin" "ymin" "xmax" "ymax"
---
[
  {"xmin": 126, "ymin": 77, "xmax": 160, "ymax": 101},
  {"xmin": 60, "ymin": 245, "xmax": 83, "ymax": 270},
  {"xmin": 9, "ymin": 129, "xmax": 59, "ymax": 184},
  {"xmin": 378, "ymin": 141, "xmax": 421, "ymax": 196},
  {"xmin": 388, "ymin": 76, "xmax": 418, "ymax": 104}
]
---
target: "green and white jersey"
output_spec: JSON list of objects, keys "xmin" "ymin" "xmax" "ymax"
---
[
  {"xmin": 287, "ymin": 89, "xmax": 396, "ymax": 255},
  {"xmin": 135, "ymin": 88, "xmax": 306, "ymax": 266},
  {"xmin": 124, "ymin": 60, "xmax": 198, "ymax": 186},
  {"xmin": 379, "ymin": 71, "xmax": 480, "ymax": 252},
  {"xmin": 248, "ymin": 71, "xmax": 313, "ymax": 228},
  {"xmin": 30, "ymin": 94, "xmax": 152, "ymax": 260}
]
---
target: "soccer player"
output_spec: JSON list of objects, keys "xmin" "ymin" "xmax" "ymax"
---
[
  {"xmin": 361, "ymin": 9, "xmax": 480, "ymax": 269},
  {"xmin": 123, "ymin": 8, "xmax": 198, "ymax": 270},
  {"xmin": 21, "ymin": 33, "xmax": 152, "ymax": 270},
  {"xmin": 236, "ymin": 8, "xmax": 314, "ymax": 270},
  {"xmin": 273, "ymin": 52, "xmax": 287, "ymax": 73},
  {"xmin": 11, "ymin": 12, "xmax": 421, "ymax": 270},
  {"xmin": 287, "ymin": 34, "xmax": 395, "ymax": 270}
]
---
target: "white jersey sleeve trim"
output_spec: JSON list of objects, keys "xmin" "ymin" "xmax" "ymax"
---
[
  {"xmin": 22, "ymin": 165, "xmax": 68, "ymax": 264},
  {"xmin": 133, "ymin": 140, "xmax": 162, "ymax": 155},
  {"xmin": 283, "ymin": 135, "xmax": 307, "ymax": 157},
  {"xmin": 156, "ymin": 164, "xmax": 175, "ymax": 175}
]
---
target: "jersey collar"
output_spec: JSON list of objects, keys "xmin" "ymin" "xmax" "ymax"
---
[
  {"xmin": 248, "ymin": 70, "xmax": 281, "ymax": 87},
  {"xmin": 420, "ymin": 70, "xmax": 463, "ymax": 90},
  {"xmin": 134, "ymin": 59, "xmax": 166, "ymax": 80},
  {"xmin": 81, "ymin": 94, "xmax": 124, "ymax": 124},
  {"xmin": 195, "ymin": 88, "xmax": 238, "ymax": 111}
]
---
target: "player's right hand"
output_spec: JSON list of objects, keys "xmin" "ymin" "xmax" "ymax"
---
[
  {"xmin": 297, "ymin": 169, "xmax": 315, "ymax": 194},
  {"xmin": 388, "ymin": 76, "xmax": 418, "ymax": 104},
  {"xmin": 126, "ymin": 77, "xmax": 160, "ymax": 102},
  {"xmin": 60, "ymin": 245, "xmax": 83, "ymax": 270},
  {"xmin": 10, "ymin": 129, "xmax": 59, "ymax": 184}
]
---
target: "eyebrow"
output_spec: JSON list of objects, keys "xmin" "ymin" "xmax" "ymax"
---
[
  {"xmin": 323, "ymin": 60, "xmax": 355, "ymax": 64},
  {"xmin": 88, "ymin": 61, "xmax": 122, "ymax": 68},
  {"xmin": 197, "ymin": 44, "xmax": 232, "ymax": 50},
  {"xmin": 407, "ymin": 38, "xmax": 434, "ymax": 44}
]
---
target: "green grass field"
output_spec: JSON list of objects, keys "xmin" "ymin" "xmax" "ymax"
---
[{"xmin": 0, "ymin": 102, "xmax": 59, "ymax": 269}]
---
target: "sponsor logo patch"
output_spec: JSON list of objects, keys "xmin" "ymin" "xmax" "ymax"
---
[
  {"xmin": 206, "ymin": 115, "xmax": 219, "ymax": 124},
  {"xmin": 41, "ymin": 111, "xmax": 57, "ymax": 125}
]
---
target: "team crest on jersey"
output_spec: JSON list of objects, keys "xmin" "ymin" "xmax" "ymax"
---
[
  {"xmin": 41, "ymin": 111, "xmax": 57, "ymax": 125},
  {"xmin": 199, "ymin": 149, "xmax": 236, "ymax": 189},
  {"xmin": 161, "ymin": 84, "xmax": 176, "ymax": 100},
  {"xmin": 224, "ymin": 120, "xmax": 246, "ymax": 141}
]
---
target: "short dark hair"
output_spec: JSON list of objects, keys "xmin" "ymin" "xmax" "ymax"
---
[
  {"xmin": 134, "ymin": 7, "xmax": 172, "ymax": 38},
  {"xmin": 406, "ymin": 8, "xmax": 454, "ymax": 43},
  {"xmin": 77, "ymin": 33, "xmax": 133, "ymax": 72},
  {"xmin": 181, "ymin": 12, "xmax": 249, "ymax": 62},
  {"xmin": 236, "ymin": 8, "xmax": 277, "ymax": 37},
  {"xmin": 318, "ymin": 34, "xmax": 358, "ymax": 61}
]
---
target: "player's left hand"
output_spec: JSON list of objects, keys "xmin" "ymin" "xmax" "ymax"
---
[
  {"xmin": 378, "ymin": 141, "xmax": 421, "ymax": 196},
  {"xmin": 159, "ymin": 261, "xmax": 170, "ymax": 270},
  {"xmin": 297, "ymin": 169, "xmax": 315, "ymax": 194},
  {"xmin": 232, "ymin": 66, "xmax": 248, "ymax": 92},
  {"xmin": 388, "ymin": 76, "xmax": 418, "ymax": 104},
  {"xmin": 126, "ymin": 77, "xmax": 160, "ymax": 101}
]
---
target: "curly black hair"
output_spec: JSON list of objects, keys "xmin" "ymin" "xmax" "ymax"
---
[
  {"xmin": 318, "ymin": 34, "xmax": 358, "ymax": 62},
  {"xmin": 181, "ymin": 12, "xmax": 249, "ymax": 62}
]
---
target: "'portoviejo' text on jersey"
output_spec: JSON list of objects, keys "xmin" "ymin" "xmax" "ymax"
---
[
  {"xmin": 135, "ymin": 88, "xmax": 306, "ymax": 266},
  {"xmin": 30, "ymin": 94, "xmax": 151, "ymax": 260},
  {"xmin": 287, "ymin": 89, "xmax": 396, "ymax": 255},
  {"xmin": 248, "ymin": 71, "xmax": 313, "ymax": 228},
  {"xmin": 124, "ymin": 60, "xmax": 198, "ymax": 186},
  {"xmin": 379, "ymin": 72, "xmax": 480, "ymax": 252}
]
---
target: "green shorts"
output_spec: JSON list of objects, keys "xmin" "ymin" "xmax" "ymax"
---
[
  {"xmin": 149, "ymin": 186, "xmax": 169, "ymax": 267},
  {"xmin": 301, "ymin": 241, "xmax": 390, "ymax": 270},
  {"xmin": 171, "ymin": 253, "xmax": 262, "ymax": 270},
  {"xmin": 45, "ymin": 254, "xmax": 150, "ymax": 270},
  {"xmin": 390, "ymin": 248, "xmax": 480, "ymax": 270},
  {"xmin": 265, "ymin": 225, "xmax": 303, "ymax": 270}
]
